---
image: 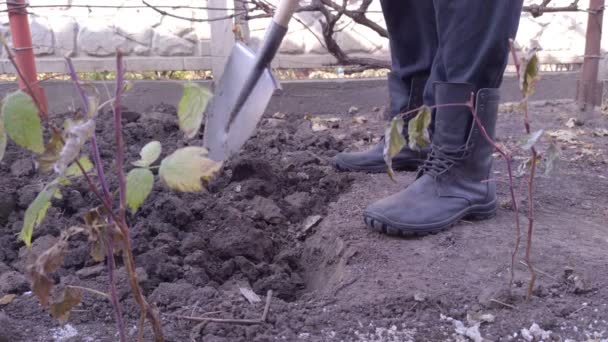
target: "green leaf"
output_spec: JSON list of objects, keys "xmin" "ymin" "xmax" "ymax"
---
[
  {"xmin": 126, "ymin": 168, "xmax": 154, "ymax": 213},
  {"xmin": 131, "ymin": 141, "xmax": 162, "ymax": 167},
  {"xmin": 159, "ymin": 146, "xmax": 223, "ymax": 192},
  {"xmin": 408, "ymin": 106, "xmax": 432, "ymax": 151},
  {"xmin": 0, "ymin": 124, "xmax": 6, "ymax": 163},
  {"xmin": 1, "ymin": 91, "xmax": 44, "ymax": 154},
  {"xmin": 519, "ymin": 47, "xmax": 540, "ymax": 97},
  {"xmin": 58, "ymin": 177, "xmax": 71, "ymax": 186},
  {"xmin": 544, "ymin": 142, "xmax": 560, "ymax": 176},
  {"xmin": 521, "ymin": 129, "xmax": 544, "ymax": 150},
  {"xmin": 20, "ymin": 184, "xmax": 58, "ymax": 247},
  {"xmin": 383, "ymin": 117, "xmax": 406, "ymax": 180},
  {"xmin": 177, "ymin": 83, "xmax": 211, "ymax": 139},
  {"xmin": 64, "ymin": 156, "xmax": 94, "ymax": 177}
]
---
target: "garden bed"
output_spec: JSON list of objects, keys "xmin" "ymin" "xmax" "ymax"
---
[{"xmin": 0, "ymin": 98, "xmax": 607, "ymax": 341}]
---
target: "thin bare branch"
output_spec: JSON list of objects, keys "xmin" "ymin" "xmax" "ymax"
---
[
  {"xmin": 523, "ymin": 0, "xmax": 580, "ymax": 17},
  {"xmin": 172, "ymin": 290, "xmax": 273, "ymax": 325}
]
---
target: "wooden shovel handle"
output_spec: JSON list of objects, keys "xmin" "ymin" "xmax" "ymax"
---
[{"xmin": 273, "ymin": 0, "xmax": 299, "ymax": 28}]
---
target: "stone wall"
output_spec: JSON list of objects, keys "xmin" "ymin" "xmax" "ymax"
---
[
  {"xmin": 0, "ymin": 0, "xmax": 604, "ymax": 76},
  {"xmin": 0, "ymin": 0, "xmax": 213, "ymax": 72}
]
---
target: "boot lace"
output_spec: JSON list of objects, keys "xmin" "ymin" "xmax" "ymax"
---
[{"xmin": 419, "ymin": 144, "xmax": 470, "ymax": 178}]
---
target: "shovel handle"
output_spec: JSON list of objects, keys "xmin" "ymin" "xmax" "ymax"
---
[
  {"xmin": 225, "ymin": 0, "xmax": 298, "ymax": 130},
  {"xmin": 273, "ymin": 0, "xmax": 299, "ymax": 28}
]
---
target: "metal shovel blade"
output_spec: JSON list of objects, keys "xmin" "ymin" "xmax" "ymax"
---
[{"xmin": 203, "ymin": 42, "xmax": 280, "ymax": 161}]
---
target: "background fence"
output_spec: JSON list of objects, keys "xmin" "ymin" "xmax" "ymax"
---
[{"xmin": 0, "ymin": 0, "xmax": 605, "ymax": 78}]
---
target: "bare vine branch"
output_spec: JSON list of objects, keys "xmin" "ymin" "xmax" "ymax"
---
[
  {"xmin": 1, "ymin": 0, "xmax": 586, "ymax": 70},
  {"xmin": 523, "ymin": 0, "xmax": 581, "ymax": 17}
]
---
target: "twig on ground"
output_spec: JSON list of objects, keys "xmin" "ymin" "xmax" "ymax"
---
[
  {"xmin": 570, "ymin": 304, "xmax": 588, "ymax": 316},
  {"xmin": 190, "ymin": 300, "xmax": 200, "ymax": 317},
  {"xmin": 333, "ymin": 276, "xmax": 359, "ymax": 296},
  {"xmin": 261, "ymin": 290, "xmax": 272, "ymax": 322},
  {"xmin": 490, "ymin": 299, "xmax": 516, "ymax": 310},
  {"xmin": 173, "ymin": 290, "xmax": 273, "ymax": 325},
  {"xmin": 67, "ymin": 285, "xmax": 110, "ymax": 299},
  {"xmin": 518, "ymin": 261, "xmax": 558, "ymax": 281}
]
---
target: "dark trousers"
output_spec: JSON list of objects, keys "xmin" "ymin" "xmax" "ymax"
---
[{"xmin": 380, "ymin": 0, "xmax": 524, "ymax": 115}]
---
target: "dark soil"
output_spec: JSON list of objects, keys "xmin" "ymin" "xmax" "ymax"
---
[{"xmin": 0, "ymin": 97, "xmax": 607, "ymax": 342}]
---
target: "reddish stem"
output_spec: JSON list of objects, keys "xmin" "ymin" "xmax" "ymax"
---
[
  {"xmin": 0, "ymin": 36, "xmax": 46, "ymax": 117},
  {"xmin": 2, "ymin": 29, "xmax": 135, "ymax": 331},
  {"xmin": 525, "ymin": 149, "xmax": 538, "ymax": 301},
  {"xmin": 509, "ymin": 39, "xmax": 521, "ymax": 75},
  {"xmin": 3, "ymin": 35, "xmax": 118, "ymax": 224},
  {"xmin": 522, "ymin": 102, "xmax": 538, "ymax": 301},
  {"xmin": 65, "ymin": 57, "xmax": 126, "ymax": 342},
  {"xmin": 510, "ymin": 39, "xmax": 538, "ymax": 300},
  {"xmin": 465, "ymin": 96, "xmax": 522, "ymax": 289},
  {"xmin": 114, "ymin": 52, "xmax": 127, "ymax": 222},
  {"xmin": 112, "ymin": 50, "xmax": 164, "ymax": 342}
]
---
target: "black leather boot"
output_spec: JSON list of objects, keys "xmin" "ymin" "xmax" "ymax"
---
[
  {"xmin": 333, "ymin": 76, "xmax": 430, "ymax": 173},
  {"xmin": 363, "ymin": 83, "xmax": 499, "ymax": 236}
]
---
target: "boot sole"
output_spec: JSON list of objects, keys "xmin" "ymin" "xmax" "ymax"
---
[{"xmin": 363, "ymin": 200, "xmax": 497, "ymax": 237}]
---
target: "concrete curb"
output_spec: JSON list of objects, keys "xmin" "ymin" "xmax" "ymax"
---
[{"xmin": 0, "ymin": 72, "xmax": 581, "ymax": 116}]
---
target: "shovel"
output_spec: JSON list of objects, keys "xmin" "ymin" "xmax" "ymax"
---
[{"xmin": 203, "ymin": 0, "xmax": 300, "ymax": 161}]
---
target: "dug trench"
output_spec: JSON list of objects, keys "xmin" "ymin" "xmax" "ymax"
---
[{"xmin": 1, "ymin": 99, "xmax": 608, "ymax": 342}]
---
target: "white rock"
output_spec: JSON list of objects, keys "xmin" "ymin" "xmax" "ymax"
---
[
  {"xmin": 522, "ymin": 323, "xmax": 552, "ymax": 342},
  {"xmin": 443, "ymin": 314, "xmax": 485, "ymax": 342},
  {"xmin": 115, "ymin": 25, "xmax": 152, "ymax": 56},
  {"xmin": 529, "ymin": 323, "xmax": 552, "ymax": 339},
  {"xmin": 336, "ymin": 27, "xmax": 382, "ymax": 54},
  {"xmin": 182, "ymin": 30, "xmax": 199, "ymax": 43},
  {"xmin": 79, "ymin": 23, "xmax": 132, "ymax": 56},
  {"xmin": 133, "ymin": 44, "xmax": 151, "ymax": 56},
  {"xmin": 153, "ymin": 33, "xmax": 194, "ymax": 56},
  {"xmin": 239, "ymin": 286, "xmax": 261, "ymax": 304},
  {"xmin": 521, "ymin": 327, "xmax": 534, "ymax": 342},
  {"xmin": 47, "ymin": 17, "xmax": 77, "ymax": 57},
  {"xmin": 279, "ymin": 36, "xmax": 305, "ymax": 54},
  {"xmin": 30, "ymin": 16, "xmax": 54, "ymax": 56},
  {"xmin": 51, "ymin": 324, "xmax": 78, "ymax": 341},
  {"xmin": 116, "ymin": 25, "xmax": 153, "ymax": 46}
]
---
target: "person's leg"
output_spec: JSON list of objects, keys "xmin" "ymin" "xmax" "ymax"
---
[
  {"xmin": 364, "ymin": 0, "xmax": 524, "ymax": 235},
  {"xmin": 423, "ymin": 0, "xmax": 524, "ymax": 103},
  {"xmin": 382, "ymin": 0, "xmax": 437, "ymax": 116},
  {"xmin": 333, "ymin": 0, "xmax": 437, "ymax": 173}
]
